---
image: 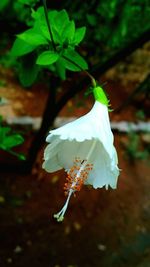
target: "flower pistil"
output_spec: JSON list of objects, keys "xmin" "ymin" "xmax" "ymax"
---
[
  {"xmin": 54, "ymin": 158, "xmax": 93, "ymax": 222},
  {"xmin": 53, "ymin": 141, "xmax": 97, "ymax": 222}
]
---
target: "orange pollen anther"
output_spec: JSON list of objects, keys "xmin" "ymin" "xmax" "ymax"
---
[{"xmin": 64, "ymin": 157, "xmax": 93, "ymax": 195}]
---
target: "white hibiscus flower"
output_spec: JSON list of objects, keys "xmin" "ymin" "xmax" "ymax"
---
[{"xmin": 43, "ymin": 86, "xmax": 120, "ymax": 221}]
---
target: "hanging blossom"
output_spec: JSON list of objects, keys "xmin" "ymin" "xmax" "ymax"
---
[{"xmin": 43, "ymin": 85, "xmax": 120, "ymax": 222}]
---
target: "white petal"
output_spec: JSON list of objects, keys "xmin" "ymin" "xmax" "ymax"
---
[
  {"xmin": 84, "ymin": 141, "xmax": 119, "ymax": 189},
  {"xmin": 57, "ymin": 139, "xmax": 94, "ymax": 170},
  {"xmin": 46, "ymin": 101, "xmax": 114, "ymax": 156},
  {"xmin": 43, "ymin": 139, "xmax": 62, "ymax": 172},
  {"xmin": 42, "ymin": 155, "xmax": 62, "ymax": 172}
]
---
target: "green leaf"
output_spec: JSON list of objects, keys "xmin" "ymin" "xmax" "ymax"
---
[
  {"xmin": 18, "ymin": 153, "xmax": 26, "ymax": 160},
  {"xmin": 31, "ymin": 6, "xmax": 44, "ymax": 19},
  {"xmin": 18, "ymin": 0, "xmax": 39, "ymax": 6},
  {"xmin": 54, "ymin": 10, "xmax": 70, "ymax": 32},
  {"xmin": 0, "ymin": 120, "xmax": 25, "ymax": 158},
  {"xmin": 86, "ymin": 14, "xmax": 97, "ymax": 26},
  {"xmin": 17, "ymin": 28, "xmax": 48, "ymax": 46},
  {"xmin": 73, "ymin": 27, "xmax": 86, "ymax": 45},
  {"xmin": 11, "ymin": 38, "xmax": 36, "ymax": 57},
  {"xmin": 36, "ymin": 51, "xmax": 59, "ymax": 65},
  {"xmin": 62, "ymin": 49, "xmax": 88, "ymax": 71},
  {"xmin": 0, "ymin": 116, "xmax": 2, "ymax": 124},
  {"xmin": 33, "ymin": 9, "xmax": 57, "ymax": 40},
  {"xmin": 32, "ymin": 8, "xmax": 59, "ymax": 42},
  {"xmin": 0, "ymin": 0, "xmax": 9, "ymax": 11},
  {"xmin": 61, "ymin": 21, "xmax": 75, "ymax": 43},
  {"xmin": 1, "ymin": 134, "xmax": 24, "ymax": 150},
  {"xmin": 51, "ymin": 26, "xmax": 62, "ymax": 44},
  {"xmin": 0, "ymin": 127, "xmax": 10, "ymax": 144},
  {"xmin": 55, "ymin": 58, "xmax": 66, "ymax": 80},
  {"xmin": 19, "ymin": 55, "xmax": 39, "ymax": 87},
  {"xmin": 48, "ymin": 9, "xmax": 71, "ymax": 43},
  {"xmin": 0, "ymin": 125, "xmax": 24, "ymax": 150},
  {"xmin": 39, "ymin": 21, "xmax": 50, "ymax": 40}
]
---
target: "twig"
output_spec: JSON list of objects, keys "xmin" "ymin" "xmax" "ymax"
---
[{"xmin": 43, "ymin": 0, "xmax": 56, "ymax": 51}]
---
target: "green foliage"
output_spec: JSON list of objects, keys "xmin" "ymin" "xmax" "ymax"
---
[
  {"xmin": 36, "ymin": 51, "xmax": 59, "ymax": 65},
  {"xmin": 136, "ymin": 110, "xmax": 146, "ymax": 121},
  {"xmin": 0, "ymin": 0, "xmax": 39, "ymax": 25},
  {"xmin": 125, "ymin": 131, "xmax": 149, "ymax": 161},
  {"xmin": 11, "ymin": 39, "xmax": 37, "ymax": 57},
  {"xmin": 109, "ymin": 1, "xmax": 150, "ymax": 48},
  {"xmin": 0, "ymin": 117, "xmax": 25, "ymax": 160},
  {"xmin": 10, "ymin": 7, "xmax": 88, "ymax": 85},
  {"xmin": 73, "ymin": 27, "xmax": 86, "ymax": 45},
  {"xmin": 2, "ymin": 0, "xmax": 150, "ymax": 87},
  {"xmin": 0, "ymin": 0, "xmax": 9, "ymax": 11},
  {"xmin": 68, "ymin": 0, "xmax": 150, "ymax": 62},
  {"xmin": 17, "ymin": 28, "xmax": 48, "ymax": 46},
  {"xmin": 18, "ymin": 0, "xmax": 39, "ymax": 5},
  {"xmin": 62, "ymin": 49, "xmax": 88, "ymax": 71},
  {"xmin": 0, "ymin": 0, "xmax": 41, "ymax": 72},
  {"xmin": 17, "ymin": 53, "xmax": 40, "ymax": 87}
]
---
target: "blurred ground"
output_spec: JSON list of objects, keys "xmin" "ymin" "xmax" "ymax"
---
[
  {"xmin": 0, "ymin": 139, "xmax": 150, "ymax": 267},
  {"xmin": 0, "ymin": 42, "xmax": 150, "ymax": 267}
]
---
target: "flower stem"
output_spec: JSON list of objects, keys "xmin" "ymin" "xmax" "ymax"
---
[
  {"xmin": 62, "ymin": 55, "xmax": 96, "ymax": 87},
  {"xmin": 5, "ymin": 149, "xmax": 25, "ymax": 160},
  {"xmin": 42, "ymin": 0, "xmax": 56, "ymax": 51}
]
